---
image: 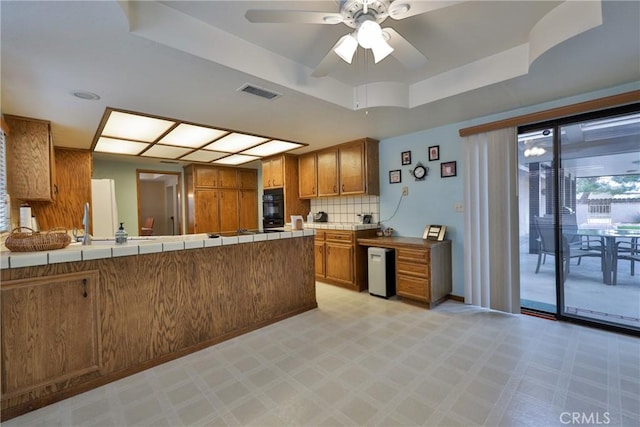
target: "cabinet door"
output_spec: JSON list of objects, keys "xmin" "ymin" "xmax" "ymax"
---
[
  {"xmin": 317, "ymin": 148, "xmax": 339, "ymax": 197},
  {"xmin": 195, "ymin": 167, "xmax": 217, "ymax": 187},
  {"xmin": 217, "ymin": 168, "xmax": 238, "ymax": 188},
  {"xmin": 194, "ymin": 189, "xmax": 219, "ymax": 233},
  {"xmin": 262, "ymin": 159, "xmax": 272, "ymax": 188},
  {"xmin": 219, "ymin": 188, "xmax": 239, "ymax": 232},
  {"xmin": 298, "ymin": 153, "xmax": 317, "ymax": 198},
  {"xmin": 238, "ymin": 169, "xmax": 258, "ymax": 190},
  {"xmin": 314, "ymin": 241, "xmax": 325, "ymax": 277},
  {"xmin": 5, "ymin": 115, "xmax": 55, "ymax": 201},
  {"xmin": 238, "ymin": 189, "xmax": 258, "ymax": 230},
  {"xmin": 325, "ymin": 243, "xmax": 354, "ymax": 284},
  {"xmin": 339, "ymin": 141, "xmax": 366, "ymax": 195},
  {"xmin": 1, "ymin": 271, "xmax": 101, "ymax": 397},
  {"xmin": 270, "ymin": 156, "xmax": 284, "ymax": 187}
]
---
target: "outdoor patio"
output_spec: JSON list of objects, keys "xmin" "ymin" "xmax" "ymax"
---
[{"xmin": 521, "ymin": 252, "xmax": 640, "ymax": 329}]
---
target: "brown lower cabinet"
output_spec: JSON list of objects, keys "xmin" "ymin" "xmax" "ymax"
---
[
  {"xmin": 315, "ymin": 228, "xmax": 378, "ymax": 291},
  {"xmin": 358, "ymin": 237, "xmax": 452, "ymax": 308}
]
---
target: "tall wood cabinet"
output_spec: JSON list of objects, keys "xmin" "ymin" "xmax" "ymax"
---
[
  {"xmin": 5, "ymin": 115, "xmax": 57, "ymax": 202},
  {"xmin": 261, "ymin": 154, "xmax": 310, "ymax": 221},
  {"xmin": 184, "ymin": 165, "xmax": 258, "ymax": 234},
  {"xmin": 298, "ymin": 138, "xmax": 379, "ymax": 198}
]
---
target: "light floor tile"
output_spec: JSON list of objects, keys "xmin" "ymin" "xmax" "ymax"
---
[{"xmin": 4, "ymin": 283, "xmax": 638, "ymax": 427}]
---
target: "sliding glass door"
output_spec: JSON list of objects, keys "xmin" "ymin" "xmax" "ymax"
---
[{"xmin": 518, "ymin": 105, "xmax": 640, "ymax": 333}]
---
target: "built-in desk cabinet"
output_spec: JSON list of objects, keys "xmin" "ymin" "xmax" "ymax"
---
[{"xmin": 358, "ymin": 237, "xmax": 452, "ymax": 308}]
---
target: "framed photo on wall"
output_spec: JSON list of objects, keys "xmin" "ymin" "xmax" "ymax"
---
[
  {"xmin": 428, "ymin": 145, "xmax": 440, "ymax": 161},
  {"xmin": 389, "ymin": 169, "xmax": 402, "ymax": 183},
  {"xmin": 441, "ymin": 161, "xmax": 457, "ymax": 178},
  {"xmin": 401, "ymin": 151, "xmax": 412, "ymax": 165}
]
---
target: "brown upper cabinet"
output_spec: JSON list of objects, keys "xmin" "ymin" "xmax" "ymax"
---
[
  {"xmin": 5, "ymin": 115, "xmax": 57, "ymax": 202},
  {"xmin": 298, "ymin": 138, "xmax": 379, "ymax": 199},
  {"xmin": 262, "ymin": 155, "xmax": 284, "ymax": 189},
  {"xmin": 194, "ymin": 166, "xmax": 238, "ymax": 188}
]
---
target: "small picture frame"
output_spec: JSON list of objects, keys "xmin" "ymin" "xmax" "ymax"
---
[
  {"xmin": 401, "ymin": 151, "xmax": 412, "ymax": 165},
  {"xmin": 441, "ymin": 161, "xmax": 457, "ymax": 178},
  {"xmin": 428, "ymin": 145, "xmax": 440, "ymax": 161},
  {"xmin": 389, "ymin": 169, "xmax": 402, "ymax": 184}
]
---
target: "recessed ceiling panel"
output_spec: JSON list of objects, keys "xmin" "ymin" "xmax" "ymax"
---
[
  {"xmin": 241, "ymin": 140, "xmax": 304, "ymax": 157},
  {"xmin": 102, "ymin": 111, "xmax": 175, "ymax": 142},
  {"xmin": 204, "ymin": 133, "xmax": 269, "ymax": 152},
  {"xmin": 213, "ymin": 154, "xmax": 260, "ymax": 165},
  {"xmin": 180, "ymin": 150, "xmax": 228, "ymax": 163},
  {"xmin": 159, "ymin": 123, "xmax": 229, "ymax": 148},
  {"xmin": 141, "ymin": 144, "xmax": 192, "ymax": 159},
  {"xmin": 94, "ymin": 137, "xmax": 149, "ymax": 155}
]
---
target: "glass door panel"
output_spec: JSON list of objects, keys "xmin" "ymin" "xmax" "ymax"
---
[
  {"xmin": 518, "ymin": 128, "xmax": 558, "ymax": 314},
  {"xmin": 559, "ymin": 113, "xmax": 640, "ymax": 330}
]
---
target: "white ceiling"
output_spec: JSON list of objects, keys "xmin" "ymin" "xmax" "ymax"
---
[{"xmin": 1, "ymin": 0, "xmax": 639, "ymax": 164}]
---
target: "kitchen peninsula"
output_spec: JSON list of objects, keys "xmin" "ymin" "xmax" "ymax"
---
[{"xmin": 0, "ymin": 231, "xmax": 316, "ymax": 420}]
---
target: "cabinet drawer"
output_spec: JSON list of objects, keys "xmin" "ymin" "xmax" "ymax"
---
[
  {"xmin": 315, "ymin": 230, "xmax": 326, "ymax": 242},
  {"xmin": 396, "ymin": 274, "xmax": 429, "ymax": 302},
  {"xmin": 325, "ymin": 232, "xmax": 354, "ymax": 244},
  {"xmin": 396, "ymin": 261, "xmax": 429, "ymax": 279},
  {"xmin": 397, "ymin": 248, "xmax": 429, "ymax": 264}
]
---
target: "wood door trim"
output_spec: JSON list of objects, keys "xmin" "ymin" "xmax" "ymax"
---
[{"xmin": 458, "ymin": 90, "xmax": 640, "ymax": 137}]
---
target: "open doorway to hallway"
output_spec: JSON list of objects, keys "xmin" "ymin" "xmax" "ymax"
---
[{"xmin": 137, "ymin": 170, "xmax": 182, "ymax": 236}]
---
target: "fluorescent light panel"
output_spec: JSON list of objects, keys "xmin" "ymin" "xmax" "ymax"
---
[
  {"xmin": 213, "ymin": 154, "xmax": 260, "ymax": 165},
  {"xmin": 94, "ymin": 137, "xmax": 149, "ymax": 155},
  {"xmin": 180, "ymin": 150, "xmax": 228, "ymax": 163},
  {"xmin": 141, "ymin": 144, "xmax": 192, "ymax": 159},
  {"xmin": 241, "ymin": 140, "xmax": 304, "ymax": 157},
  {"xmin": 102, "ymin": 111, "xmax": 175, "ymax": 142},
  {"xmin": 159, "ymin": 124, "xmax": 228, "ymax": 148},
  {"xmin": 204, "ymin": 133, "xmax": 269, "ymax": 153}
]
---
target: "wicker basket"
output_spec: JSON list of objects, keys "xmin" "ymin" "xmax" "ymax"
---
[{"xmin": 4, "ymin": 227, "xmax": 72, "ymax": 252}]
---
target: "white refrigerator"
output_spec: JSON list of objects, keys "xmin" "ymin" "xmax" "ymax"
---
[{"xmin": 91, "ymin": 179, "xmax": 119, "ymax": 238}]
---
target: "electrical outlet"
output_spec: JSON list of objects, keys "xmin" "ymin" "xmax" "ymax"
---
[
  {"xmin": 454, "ymin": 203, "xmax": 464, "ymax": 212},
  {"xmin": 402, "ymin": 187, "xmax": 409, "ymax": 196}
]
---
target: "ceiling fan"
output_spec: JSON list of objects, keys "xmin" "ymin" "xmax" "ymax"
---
[{"xmin": 245, "ymin": 0, "xmax": 461, "ymax": 77}]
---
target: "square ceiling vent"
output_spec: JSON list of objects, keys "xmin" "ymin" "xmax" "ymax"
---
[{"xmin": 238, "ymin": 83, "xmax": 281, "ymax": 101}]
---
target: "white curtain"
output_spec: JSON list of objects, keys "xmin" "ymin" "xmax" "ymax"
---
[{"xmin": 462, "ymin": 127, "xmax": 520, "ymax": 313}]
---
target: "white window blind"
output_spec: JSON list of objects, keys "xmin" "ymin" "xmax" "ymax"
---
[{"xmin": 0, "ymin": 129, "xmax": 8, "ymax": 232}]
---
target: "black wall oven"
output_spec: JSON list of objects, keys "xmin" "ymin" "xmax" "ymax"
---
[{"xmin": 262, "ymin": 188, "xmax": 285, "ymax": 229}]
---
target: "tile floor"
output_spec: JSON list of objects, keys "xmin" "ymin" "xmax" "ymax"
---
[{"xmin": 4, "ymin": 283, "xmax": 639, "ymax": 427}]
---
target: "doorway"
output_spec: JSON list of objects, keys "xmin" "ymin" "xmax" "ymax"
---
[
  {"xmin": 518, "ymin": 105, "xmax": 640, "ymax": 333},
  {"xmin": 137, "ymin": 170, "xmax": 182, "ymax": 236}
]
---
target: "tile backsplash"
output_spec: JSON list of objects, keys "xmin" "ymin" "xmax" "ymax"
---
[{"xmin": 309, "ymin": 195, "xmax": 380, "ymax": 224}]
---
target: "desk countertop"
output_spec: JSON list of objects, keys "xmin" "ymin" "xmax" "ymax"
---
[{"xmin": 357, "ymin": 236, "xmax": 450, "ymax": 249}]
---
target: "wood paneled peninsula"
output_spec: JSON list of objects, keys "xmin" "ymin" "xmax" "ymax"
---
[{"xmin": 0, "ymin": 231, "xmax": 316, "ymax": 421}]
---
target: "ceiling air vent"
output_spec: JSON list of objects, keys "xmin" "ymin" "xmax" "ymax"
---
[{"xmin": 238, "ymin": 84, "xmax": 281, "ymax": 101}]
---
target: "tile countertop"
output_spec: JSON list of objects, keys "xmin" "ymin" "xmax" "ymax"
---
[
  {"xmin": 0, "ymin": 230, "xmax": 316, "ymax": 270},
  {"xmin": 299, "ymin": 222, "xmax": 380, "ymax": 231}
]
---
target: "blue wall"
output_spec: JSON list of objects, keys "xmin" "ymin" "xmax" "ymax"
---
[{"xmin": 378, "ymin": 81, "xmax": 639, "ymax": 296}]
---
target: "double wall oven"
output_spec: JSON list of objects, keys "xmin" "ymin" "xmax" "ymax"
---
[{"xmin": 262, "ymin": 188, "xmax": 284, "ymax": 230}]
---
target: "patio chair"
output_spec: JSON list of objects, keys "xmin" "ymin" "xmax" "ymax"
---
[
  {"xmin": 612, "ymin": 238, "xmax": 639, "ymax": 286},
  {"xmin": 533, "ymin": 216, "xmax": 604, "ymax": 281}
]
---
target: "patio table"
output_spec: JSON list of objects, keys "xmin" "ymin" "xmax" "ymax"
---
[{"xmin": 576, "ymin": 228, "xmax": 640, "ymax": 285}]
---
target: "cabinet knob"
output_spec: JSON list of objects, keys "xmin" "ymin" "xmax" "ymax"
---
[
  {"xmin": 333, "ymin": 185, "xmax": 337, "ymax": 193},
  {"xmin": 341, "ymin": 184, "xmax": 345, "ymax": 192}
]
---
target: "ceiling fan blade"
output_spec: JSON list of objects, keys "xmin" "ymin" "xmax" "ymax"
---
[
  {"xmin": 245, "ymin": 10, "xmax": 343, "ymax": 24},
  {"xmin": 383, "ymin": 28, "xmax": 428, "ymax": 69},
  {"xmin": 312, "ymin": 33, "xmax": 358, "ymax": 77},
  {"xmin": 311, "ymin": 43, "xmax": 342, "ymax": 77},
  {"xmin": 388, "ymin": 0, "xmax": 463, "ymax": 20}
]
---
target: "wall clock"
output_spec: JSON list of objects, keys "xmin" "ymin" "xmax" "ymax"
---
[{"xmin": 410, "ymin": 162, "xmax": 428, "ymax": 181}]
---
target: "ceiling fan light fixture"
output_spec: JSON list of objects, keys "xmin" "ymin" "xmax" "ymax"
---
[
  {"xmin": 334, "ymin": 33, "xmax": 358, "ymax": 63},
  {"xmin": 371, "ymin": 39, "xmax": 394, "ymax": 63},
  {"xmin": 357, "ymin": 19, "xmax": 382, "ymax": 49}
]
